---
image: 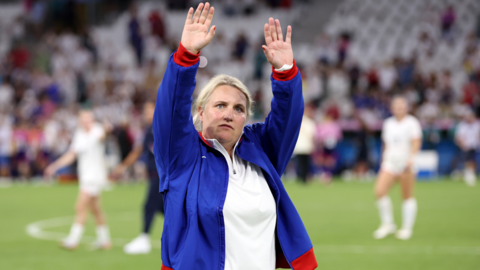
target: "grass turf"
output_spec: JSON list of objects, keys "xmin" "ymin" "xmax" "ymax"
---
[{"xmin": 0, "ymin": 180, "xmax": 479, "ymax": 270}]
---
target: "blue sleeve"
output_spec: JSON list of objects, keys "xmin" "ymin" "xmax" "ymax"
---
[
  {"xmin": 152, "ymin": 53, "xmax": 200, "ymax": 192},
  {"xmin": 248, "ymin": 72, "xmax": 304, "ymax": 175}
]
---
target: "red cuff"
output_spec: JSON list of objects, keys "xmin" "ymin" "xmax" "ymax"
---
[
  {"xmin": 291, "ymin": 248, "xmax": 318, "ymax": 270},
  {"xmin": 272, "ymin": 59, "xmax": 298, "ymax": 81},
  {"xmin": 161, "ymin": 264, "xmax": 173, "ymax": 270},
  {"xmin": 173, "ymin": 42, "xmax": 200, "ymax": 67}
]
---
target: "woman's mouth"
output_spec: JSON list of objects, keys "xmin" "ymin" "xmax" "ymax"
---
[{"xmin": 219, "ymin": 124, "xmax": 234, "ymax": 130}]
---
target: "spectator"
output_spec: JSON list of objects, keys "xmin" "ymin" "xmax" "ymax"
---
[
  {"xmin": 0, "ymin": 114, "xmax": 13, "ymax": 178},
  {"xmin": 148, "ymin": 10, "xmax": 166, "ymax": 42},
  {"xmin": 337, "ymin": 33, "xmax": 350, "ymax": 65},
  {"xmin": 315, "ymin": 34, "xmax": 336, "ymax": 65},
  {"xmin": 423, "ymin": 116, "xmax": 441, "ymax": 150},
  {"xmin": 314, "ymin": 110, "xmax": 342, "ymax": 183},
  {"xmin": 128, "ymin": 6, "xmax": 144, "ymax": 66},
  {"xmin": 0, "ymin": 76, "xmax": 14, "ymax": 112},
  {"xmin": 441, "ymin": 6, "xmax": 456, "ymax": 42},
  {"xmin": 378, "ymin": 61, "xmax": 397, "ymax": 92},
  {"xmin": 293, "ymin": 105, "xmax": 316, "ymax": 184},
  {"xmin": 455, "ymin": 111, "xmax": 479, "ymax": 186},
  {"xmin": 232, "ymin": 32, "xmax": 249, "ymax": 60}
]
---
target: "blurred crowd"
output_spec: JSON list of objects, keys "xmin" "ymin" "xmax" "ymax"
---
[
  {"xmin": 288, "ymin": 4, "xmax": 480, "ymax": 181},
  {"xmin": 0, "ymin": 1, "xmax": 479, "ymax": 180},
  {"xmin": 0, "ymin": 0, "xmax": 293, "ymax": 180}
]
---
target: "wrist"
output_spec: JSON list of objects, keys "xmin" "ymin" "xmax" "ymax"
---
[
  {"xmin": 272, "ymin": 59, "xmax": 298, "ymax": 81},
  {"xmin": 274, "ymin": 63, "xmax": 294, "ymax": 72},
  {"xmin": 174, "ymin": 42, "xmax": 201, "ymax": 67}
]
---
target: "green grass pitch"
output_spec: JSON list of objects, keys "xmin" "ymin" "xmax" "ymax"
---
[{"xmin": 0, "ymin": 180, "xmax": 479, "ymax": 270}]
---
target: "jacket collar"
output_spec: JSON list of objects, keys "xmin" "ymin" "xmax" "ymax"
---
[{"xmin": 197, "ymin": 131, "xmax": 244, "ymax": 149}]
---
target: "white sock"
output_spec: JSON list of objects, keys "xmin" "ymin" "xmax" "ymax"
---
[
  {"xmin": 402, "ymin": 198, "xmax": 417, "ymax": 231},
  {"xmin": 464, "ymin": 169, "xmax": 476, "ymax": 186},
  {"xmin": 96, "ymin": 225, "xmax": 111, "ymax": 244},
  {"xmin": 65, "ymin": 223, "xmax": 84, "ymax": 245},
  {"xmin": 377, "ymin": 196, "xmax": 394, "ymax": 226}
]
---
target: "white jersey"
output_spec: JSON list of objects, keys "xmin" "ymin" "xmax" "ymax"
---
[
  {"xmin": 70, "ymin": 123, "xmax": 108, "ymax": 185},
  {"xmin": 382, "ymin": 115, "xmax": 422, "ymax": 162},
  {"xmin": 455, "ymin": 121, "xmax": 480, "ymax": 150},
  {"xmin": 207, "ymin": 138, "xmax": 276, "ymax": 270}
]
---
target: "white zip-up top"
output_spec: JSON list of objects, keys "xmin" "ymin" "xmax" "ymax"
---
[{"xmin": 207, "ymin": 137, "xmax": 277, "ymax": 270}]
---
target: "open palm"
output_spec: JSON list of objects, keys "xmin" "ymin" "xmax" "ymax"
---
[
  {"xmin": 181, "ymin": 2, "xmax": 216, "ymax": 54},
  {"xmin": 263, "ymin": 18, "xmax": 293, "ymax": 69}
]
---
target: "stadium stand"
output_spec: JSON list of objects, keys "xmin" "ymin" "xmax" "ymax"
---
[{"xmin": 0, "ymin": 0, "xmax": 479, "ymax": 182}]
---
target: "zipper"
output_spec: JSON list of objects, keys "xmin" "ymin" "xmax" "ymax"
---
[{"xmin": 217, "ymin": 154, "xmax": 229, "ymax": 270}]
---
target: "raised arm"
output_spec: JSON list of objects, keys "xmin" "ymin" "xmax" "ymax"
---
[
  {"xmin": 152, "ymin": 2, "xmax": 215, "ymax": 191},
  {"xmin": 249, "ymin": 18, "xmax": 304, "ymax": 175}
]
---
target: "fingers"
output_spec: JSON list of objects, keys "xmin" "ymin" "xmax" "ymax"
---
[
  {"xmin": 185, "ymin": 7, "xmax": 194, "ymax": 25},
  {"xmin": 206, "ymin": 25, "xmax": 216, "ymax": 43},
  {"xmin": 264, "ymin": 23, "xmax": 273, "ymax": 45},
  {"xmin": 193, "ymin": 3, "xmax": 204, "ymax": 24},
  {"xmin": 262, "ymin": 45, "xmax": 273, "ymax": 61},
  {"xmin": 286, "ymin": 25, "xmax": 292, "ymax": 44},
  {"xmin": 205, "ymin": 6, "xmax": 215, "ymax": 29},
  {"xmin": 275, "ymin": 19, "xmax": 283, "ymax": 41},
  {"xmin": 198, "ymin": 2, "xmax": 210, "ymax": 24},
  {"xmin": 269, "ymin": 17, "xmax": 277, "ymax": 41}
]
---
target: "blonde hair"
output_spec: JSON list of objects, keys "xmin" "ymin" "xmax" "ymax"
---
[{"xmin": 193, "ymin": 74, "xmax": 253, "ymax": 131}]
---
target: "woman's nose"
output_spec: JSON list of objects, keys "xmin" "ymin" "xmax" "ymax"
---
[{"xmin": 223, "ymin": 108, "xmax": 233, "ymax": 121}]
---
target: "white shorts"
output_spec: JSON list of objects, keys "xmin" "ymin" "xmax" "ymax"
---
[
  {"xmin": 80, "ymin": 182, "xmax": 106, "ymax": 196},
  {"xmin": 380, "ymin": 159, "xmax": 416, "ymax": 176}
]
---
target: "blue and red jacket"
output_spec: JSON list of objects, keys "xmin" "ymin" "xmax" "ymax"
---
[{"xmin": 153, "ymin": 43, "xmax": 318, "ymax": 270}]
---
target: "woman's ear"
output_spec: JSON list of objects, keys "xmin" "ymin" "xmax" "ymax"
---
[{"xmin": 198, "ymin": 106, "xmax": 204, "ymax": 121}]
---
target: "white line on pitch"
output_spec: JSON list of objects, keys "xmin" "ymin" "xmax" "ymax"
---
[{"xmin": 26, "ymin": 216, "xmax": 480, "ymax": 255}]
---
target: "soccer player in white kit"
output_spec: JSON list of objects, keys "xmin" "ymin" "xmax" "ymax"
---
[
  {"xmin": 373, "ymin": 96, "xmax": 422, "ymax": 240},
  {"xmin": 44, "ymin": 110, "xmax": 112, "ymax": 250},
  {"xmin": 454, "ymin": 110, "xmax": 479, "ymax": 186}
]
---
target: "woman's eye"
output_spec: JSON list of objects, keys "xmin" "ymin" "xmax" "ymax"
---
[
  {"xmin": 235, "ymin": 107, "xmax": 244, "ymax": 112},
  {"xmin": 217, "ymin": 104, "xmax": 225, "ymax": 109}
]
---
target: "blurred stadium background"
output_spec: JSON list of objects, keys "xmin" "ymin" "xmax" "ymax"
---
[{"xmin": 0, "ymin": 0, "xmax": 479, "ymax": 269}]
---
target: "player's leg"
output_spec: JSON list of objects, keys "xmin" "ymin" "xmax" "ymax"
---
[
  {"xmin": 396, "ymin": 169, "xmax": 417, "ymax": 240},
  {"xmin": 373, "ymin": 167, "xmax": 397, "ymax": 239},
  {"xmin": 464, "ymin": 150, "xmax": 477, "ymax": 186},
  {"xmin": 296, "ymin": 154, "xmax": 308, "ymax": 183},
  {"xmin": 124, "ymin": 177, "xmax": 160, "ymax": 254},
  {"xmin": 62, "ymin": 190, "xmax": 90, "ymax": 249},
  {"xmin": 90, "ymin": 194, "xmax": 111, "ymax": 249}
]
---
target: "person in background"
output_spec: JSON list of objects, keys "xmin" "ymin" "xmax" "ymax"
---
[
  {"xmin": 441, "ymin": 5, "xmax": 456, "ymax": 42},
  {"xmin": 373, "ymin": 96, "xmax": 422, "ymax": 240},
  {"xmin": 0, "ymin": 114, "xmax": 13, "ymax": 179},
  {"xmin": 293, "ymin": 104, "xmax": 316, "ymax": 183},
  {"xmin": 128, "ymin": 5, "xmax": 144, "ymax": 66},
  {"xmin": 112, "ymin": 101, "xmax": 164, "ymax": 254},
  {"xmin": 454, "ymin": 111, "xmax": 479, "ymax": 186},
  {"xmin": 314, "ymin": 110, "xmax": 342, "ymax": 183},
  {"xmin": 44, "ymin": 110, "xmax": 112, "ymax": 250}
]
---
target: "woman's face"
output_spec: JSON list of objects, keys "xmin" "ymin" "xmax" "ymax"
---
[
  {"xmin": 79, "ymin": 111, "xmax": 94, "ymax": 131},
  {"xmin": 391, "ymin": 98, "xmax": 408, "ymax": 118},
  {"xmin": 199, "ymin": 85, "xmax": 247, "ymax": 148}
]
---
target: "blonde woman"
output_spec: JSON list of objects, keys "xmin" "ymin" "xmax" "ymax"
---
[
  {"xmin": 373, "ymin": 96, "xmax": 422, "ymax": 240},
  {"xmin": 153, "ymin": 2, "xmax": 317, "ymax": 270},
  {"xmin": 44, "ymin": 110, "xmax": 111, "ymax": 250}
]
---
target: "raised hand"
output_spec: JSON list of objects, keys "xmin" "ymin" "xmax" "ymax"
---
[
  {"xmin": 262, "ymin": 18, "xmax": 293, "ymax": 70},
  {"xmin": 181, "ymin": 2, "xmax": 216, "ymax": 54}
]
